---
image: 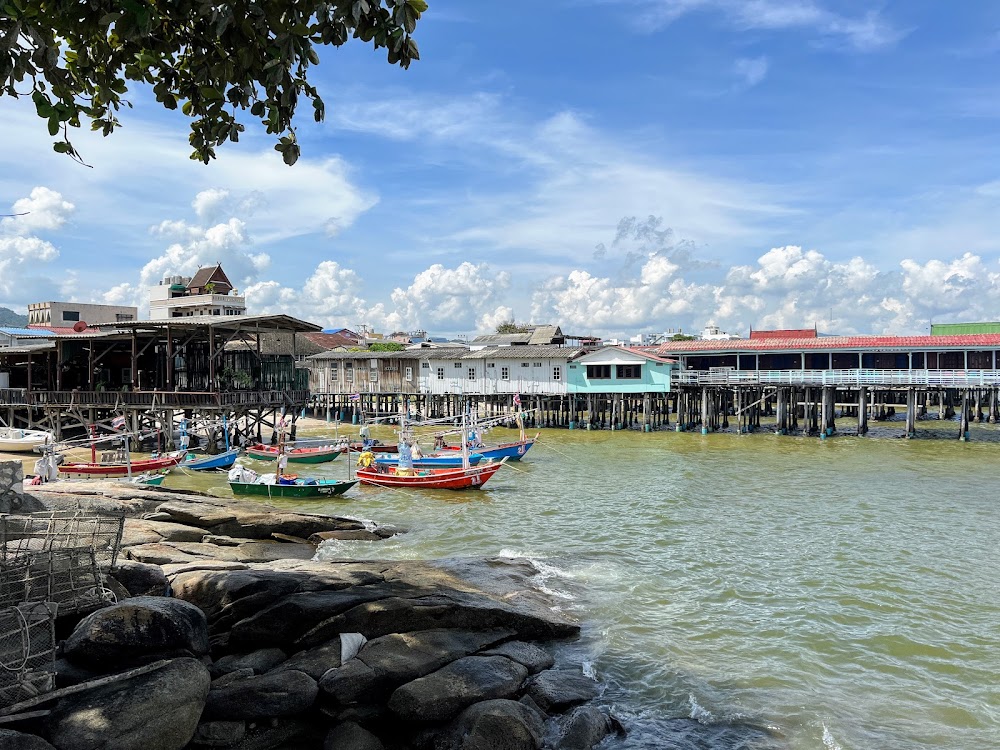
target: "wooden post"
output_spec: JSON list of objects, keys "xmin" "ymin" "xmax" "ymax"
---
[
  {"xmin": 166, "ymin": 325, "xmax": 174, "ymax": 391},
  {"xmin": 959, "ymin": 390, "xmax": 970, "ymax": 441},
  {"xmin": 906, "ymin": 389, "xmax": 916, "ymax": 438},
  {"xmin": 208, "ymin": 325, "xmax": 216, "ymax": 391},
  {"xmin": 858, "ymin": 386, "xmax": 868, "ymax": 435}
]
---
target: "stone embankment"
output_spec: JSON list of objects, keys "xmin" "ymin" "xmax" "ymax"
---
[{"xmin": 0, "ymin": 483, "xmax": 622, "ymax": 750}]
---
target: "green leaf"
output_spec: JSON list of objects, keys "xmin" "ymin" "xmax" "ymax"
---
[
  {"xmin": 52, "ymin": 141, "xmax": 69, "ymax": 154},
  {"xmin": 47, "ymin": 115, "xmax": 59, "ymax": 136},
  {"xmin": 407, "ymin": 0, "xmax": 428, "ymax": 12}
]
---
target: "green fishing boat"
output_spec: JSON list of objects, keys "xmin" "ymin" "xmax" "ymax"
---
[{"xmin": 229, "ymin": 478, "xmax": 358, "ymax": 498}]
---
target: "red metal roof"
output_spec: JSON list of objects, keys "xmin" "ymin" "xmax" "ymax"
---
[
  {"xmin": 300, "ymin": 332, "xmax": 358, "ymax": 350},
  {"xmin": 655, "ymin": 333, "xmax": 1000, "ymax": 354},
  {"xmin": 29, "ymin": 325, "xmax": 102, "ymax": 335},
  {"xmin": 750, "ymin": 328, "xmax": 816, "ymax": 340},
  {"xmin": 624, "ymin": 346, "xmax": 677, "ymax": 364}
]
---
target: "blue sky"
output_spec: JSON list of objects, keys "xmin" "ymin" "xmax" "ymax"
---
[{"xmin": 4, "ymin": 0, "xmax": 1000, "ymax": 336}]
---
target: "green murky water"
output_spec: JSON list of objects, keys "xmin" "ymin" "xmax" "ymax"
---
[{"xmin": 166, "ymin": 425, "xmax": 1000, "ymax": 750}]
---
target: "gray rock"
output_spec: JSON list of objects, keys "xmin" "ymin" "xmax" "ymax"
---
[
  {"xmin": 143, "ymin": 519, "xmax": 210, "ymax": 542},
  {"xmin": 524, "ymin": 671, "xmax": 601, "ymax": 713},
  {"xmin": 435, "ymin": 699, "xmax": 545, "ymax": 750},
  {"xmin": 323, "ymin": 721, "xmax": 385, "ymax": 750},
  {"xmin": 296, "ymin": 592, "xmax": 578, "ymax": 648},
  {"xmin": 51, "ymin": 657, "xmax": 98, "ymax": 688},
  {"xmin": 211, "ymin": 648, "xmax": 288, "ymax": 677},
  {"xmin": 212, "ymin": 668, "xmax": 255, "ymax": 688},
  {"xmin": 46, "ymin": 658, "xmax": 210, "ymax": 750},
  {"xmin": 389, "ymin": 655, "xmax": 529, "ymax": 722},
  {"xmin": 230, "ymin": 589, "xmax": 392, "ymax": 648},
  {"xmin": 480, "ymin": 641, "xmax": 554, "ymax": 674},
  {"xmin": 518, "ymin": 694, "xmax": 548, "ymax": 721},
  {"xmin": 0, "ymin": 729, "xmax": 55, "ymax": 749},
  {"xmin": 126, "ymin": 542, "xmax": 203, "ymax": 565},
  {"xmin": 63, "ymin": 596, "xmax": 209, "ymax": 669},
  {"xmin": 320, "ymin": 629, "xmax": 512, "ymax": 706},
  {"xmin": 191, "ymin": 720, "xmax": 247, "ymax": 747},
  {"xmin": 268, "ymin": 637, "xmax": 342, "ymax": 681},
  {"xmin": 161, "ymin": 560, "xmax": 250, "ymax": 577},
  {"xmin": 372, "ymin": 524, "xmax": 405, "ymax": 539},
  {"xmin": 204, "ymin": 669, "xmax": 319, "ymax": 720},
  {"xmin": 551, "ymin": 705, "xmax": 618, "ymax": 750},
  {"xmin": 308, "ymin": 529, "xmax": 382, "ymax": 543},
  {"xmin": 110, "ymin": 559, "xmax": 169, "ymax": 597}
]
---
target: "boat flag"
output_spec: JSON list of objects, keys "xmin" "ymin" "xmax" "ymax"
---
[
  {"xmin": 111, "ymin": 414, "xmax": 127, "ymax": 431},
  {"xmin": 513, "ymin": 393, "xmax": 521, "ymax": 407},
  {"xmin": 349, "ymin": 393, "xmax": 361, "ymax": 402}
]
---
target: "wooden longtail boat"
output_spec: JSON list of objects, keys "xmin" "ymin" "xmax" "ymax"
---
[
  {"xmin": 374, "ymin": 452, "xmax": 484, "ymax": 468},
  {"xmin": 229, "ymin": 478, "xmax": 358, "ymax": 499},
  {"xmin": 245, "ymin": 444, "xmax": 341, "ymax": 464},
  {"xmin": 0, "ymin": 427, "xmax": 54, "ymax": 453},
  {"xmin": 180, "ymin": 448, "xmax": 240, "ymax": 471},
  {"xmin": 59, "ymin": 454, "xmax": 184, "ymax": 479},
  {"xmin": 440, "ymin": 434, "xmax": 538, "ymax": 461},
  {"xmin": 356, "ymin": 459, "xmax": 506, "ymax": 490}
]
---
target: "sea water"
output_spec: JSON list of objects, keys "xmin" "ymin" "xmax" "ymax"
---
[{"xmin": 173, "ymin": 427, "xmax": 1000, "ymax": 749}]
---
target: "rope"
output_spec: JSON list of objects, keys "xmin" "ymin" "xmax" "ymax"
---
[{"xmin": 532, "ymin": 439, "xmax": 588, "ymax": 465}]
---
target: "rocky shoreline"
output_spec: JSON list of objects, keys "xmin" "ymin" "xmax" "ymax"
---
[{"xmin": 0, "ymin": 483, "xmax": 623, "ymax": 750}]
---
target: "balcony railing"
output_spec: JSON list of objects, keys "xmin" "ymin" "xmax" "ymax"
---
[
  {"xmin": 0, "ymin": 389, "xmax": 309, "ymax": 408},
  {"xmin": 672, "ymin": 369, "xmax": 1000, "ymax": 387}
]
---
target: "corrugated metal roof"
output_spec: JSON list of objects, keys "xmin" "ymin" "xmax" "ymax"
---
[
  {"xmin": 308, "ymin": 349, "xmax": 421, "ymax": 361},
  {"xmin": 103, "ymin": 314, "xmax": 322, "ymax": 333},
  {"xmin": 571, "ymin": 345, "xmax": 676, "ymax": 364},
  {"xmin": 0, "ymin": 342, "xmax": 55, "ymax": 354},
  {"xmin": 0, "ymin": 327, "xmax": 50, "ymax": 337},
  {"xmin": 461, "ymin": 346, "xmax": 582, "ymax": 359},
  {"xmin": 655, "ymin": 333, "xmax": 1000, "ymax": 355},
  {"xmin": 750, "ymin": 328, "xmax": 816, "ymax": 339}
]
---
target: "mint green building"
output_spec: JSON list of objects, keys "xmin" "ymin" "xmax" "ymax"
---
[{"xmin": 566, "ymin": 346, "xmax": 675, "ymax": 394}]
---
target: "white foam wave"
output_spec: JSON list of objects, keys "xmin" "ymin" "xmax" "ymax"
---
[
  {"xmin": 497, "ymin": 549, "xmax": 575, "ymax": 600},
  {"xmin": 688, "ymin": 694, "xmax": 714, "ymax": 724},
  {"xmin": 582, "ymin": 660, "xmax": 598, "ymax": 680},
  {"xmin": 821, "ymin": 724, "xmax": 843, "ymax": 750}
]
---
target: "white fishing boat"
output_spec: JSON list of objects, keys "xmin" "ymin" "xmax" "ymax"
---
[{"xmin": 0, "ymin": 427, "xmax": 54, "ymax": 453}]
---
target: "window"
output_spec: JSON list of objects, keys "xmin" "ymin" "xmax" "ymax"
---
[
  {"xmin": 454, "ymin": 362, "xmax": 462, "ymax": 369},
  {"xmin": 552, "ymin": 366, "xmax": 561, "ymax": 381},
  {"xmin": 370, "ymin": 358, "xmax": 378, "ymax": 369},
  {"xmin": 62, "ymin": 310, "xmax": 80, "ymax": 322},
  {"xmin": 533, "ymin": 362, "xmax": 542, "ymax": 367},
  {"xmin": 586, "ymin": 364, "xmax": 611, "ymax": 379},
  {"xmin": 468, "ymin": 368, "xmax": 476, "ymax": 381},
  {"xmin": 116, "ymin": 313, "xmax": 133, "ymax": 322},
  {"xmin": 369, "ymin": 370, "xmax": 378, "ymax": 382},
  {"xmin": 405, "ymin": 366, "xmax": 413, "ymax": 381},
  {"xmin": 521, "ymin": 362, "xmax": 530, "ymax": 368},
  {"xmin": 421, "ymin": 362, "xmax": 430, "ymax": 369},
  {"xmin": 501, "ymin": 366, "xmax": 509, "ymax": 381},
  {"xmin": 330, "ymin": 364, "xmax": 339, "ymax": 381},
  {"xmin": 617, "ymin": 364, "xmax": 642, "ymax": 379},
  {"xmin": 345, "ymin": 363, "xmax": 354, "ymax": 382},
  {"xmin": 487, "ymin": 362, "xmax": 496, "ymax": 368},
  {"xmin": 437, "ymin": 367, "xmax": 445, "ymax": 380}
]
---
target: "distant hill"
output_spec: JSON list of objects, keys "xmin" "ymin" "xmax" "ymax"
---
[{"xmin": 0, "ymin": 307, "xmax": 28, "ymax": 327}]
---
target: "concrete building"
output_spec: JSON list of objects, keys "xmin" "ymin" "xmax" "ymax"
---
[
  {"xmin": 26, "ymin": 301, "xmax": 136, "ymax": 327},
  {"xmin": 149, "ymin": 264, "xmax": 246, "ymax": 319}
]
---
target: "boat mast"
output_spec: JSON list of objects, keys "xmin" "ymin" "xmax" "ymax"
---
[{"xmin": 461, "ymin": 412, "xmax": 470, "ymax": 470}]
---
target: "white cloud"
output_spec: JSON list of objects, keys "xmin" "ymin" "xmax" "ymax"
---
[
  {"xmin": 0, "ymin": 187, "xmax": 72, "ymax": 304},
  {"xmin": 638, "ymin": 0, "xmax": 903, "ymax": 51},
  {"xmin": 733, "ymin": 56, "xmax": 769, "ymax": 88},
  {"xmin": 191, "ymin": 188, "xmax": 231, "ymax": 222}
]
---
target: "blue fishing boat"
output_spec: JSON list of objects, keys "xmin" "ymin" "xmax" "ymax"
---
[
  {"xmin": 440, "ymin": 435, "xmax": 537, "ymax": 462},
  {"xmin": 374, "ymin": 452, "xmax": 484, "ymax": 468},
  {"xmin": 180, "ymin": 447, "xmax": 240, "ymax": 471}
]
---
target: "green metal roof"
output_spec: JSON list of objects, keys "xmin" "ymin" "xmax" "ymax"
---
[{"xmin": 930, "ymin": 322, "xmax": 1000, "ymax": 336}]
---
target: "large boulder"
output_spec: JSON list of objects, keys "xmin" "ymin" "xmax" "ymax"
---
[
  {"xmin": 0, "ymin": 730, "xmax": 55, "ymax": 749},
  {"xmin": 190, "ymin": 720, "xmax": 247, "ymax": 747},
  {"xmin": 62, "ymin": 597, "xmax": 209, "ymax": 670},
  {"xmin": 210, "ymin": 648, "xmax": 287, "ymax": 678},
  {"xmin": 296, "ymin": 591, "xmax": 580, "ymax": 648},
  {"xmin": 323, "ymin": 721, "xmax": 385, "ymax": 750},
  {"xmin": 46, "ymin": 658, "xmax": 210, "ymax": 750},
  {"xmin": 480, "ymin": 641, "xmax": 554, "ymax": 674},
  {"xmin": 109, "ymin": 559, "xmax": 169, "ymax": 597},
  {"xmin": 203, "ymin": 669, "xmax": 318, "ymax": 720},
  {"xmin": 435, "ymin": 699, "xmax": 545, "ymax": 750},
  {"xmin": 389, "ymin": 655, "xmax": 528, "ymax": 722},
  {"xmin": 550, "ymin": 705, "xmax": 620, "ymax": 750},
  {"xmin": 320, "ymin": 629, "xmax": 512, "ymax": 706},
  {"xmin": 524, "ymin": 670, "xmax": 601, "ymax": 713},
  {"xmin": 268, "ymin": 638, "xmax": 343, "ymax": 681}
]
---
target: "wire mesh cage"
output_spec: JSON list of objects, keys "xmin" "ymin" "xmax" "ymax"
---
[
  {"xmin": 0, "ymin": 511, "xmax": 125, "ymax": 614},
  {"xmin": 0, "ymin": 601, "xmax": 57, "ymax": 708}
]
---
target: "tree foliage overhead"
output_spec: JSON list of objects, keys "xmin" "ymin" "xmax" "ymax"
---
[
  {"xmin": 0, "ymin": 0, "xmax": 427, "ymax": 165},
  {"xmin": 496, "ymin": 319, "xmax": 532, "ymax": 334}
]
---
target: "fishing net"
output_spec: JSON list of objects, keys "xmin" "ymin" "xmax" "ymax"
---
[{"xmin": 0, "ymin": 601, "xmax": 57, "ymax": 707}]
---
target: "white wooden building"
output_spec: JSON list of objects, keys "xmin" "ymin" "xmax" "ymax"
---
[{"xmin": 418, "ymin": 346, "xmax": 582, "ymax": 396}]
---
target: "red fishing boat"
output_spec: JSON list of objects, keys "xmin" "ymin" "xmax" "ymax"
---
[
  {"xmin": 59, "ymin": 453, "xmax": 183, "ymax": 478},
  {"xmin": 355, "ymin": 458, "xmax": 506, "ymax": 490}
]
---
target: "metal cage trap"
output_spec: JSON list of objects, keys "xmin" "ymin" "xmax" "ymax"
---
[
  {"xmin": 0, "ymin": 601, "xmax": 57, "ymax": 708},
  {"xmin": 0, "ymin": 511, "xmax": 125, "ymax": 615}
]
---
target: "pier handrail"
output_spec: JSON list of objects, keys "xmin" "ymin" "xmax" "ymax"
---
[{"xmin": 672, "ymin": 369, "xmax": 1000, "ymax": 388}]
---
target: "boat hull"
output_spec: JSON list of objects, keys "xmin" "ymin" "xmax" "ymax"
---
[
  {"xmin": 0, "ymin": 428, "xmax": 54, "ymax": 453},
  {"xmin": 59, "ymin": 454, "xmax": 184, "ymax": 478},
  {"xmin": 374, "ymin": 453, "xmax": 484, "ymax": 468},
  {"xmin": 181, "ymin": 448, "xmax": 240, "ymax": 471},
  {"xmin": 356, "ymin": 461, "xmax": 504, "ymax": 490},
  {"xmin": 245, "ymin": 445, "xmax": 341, "ymax": 464},
  {"xmin": 229, "ymin": 479, "xmax": 358, "ymax": 498},
  {"xmin": 442, "ymin": 438, "xmax": 536, "ymax": 461}
]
